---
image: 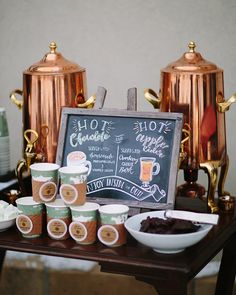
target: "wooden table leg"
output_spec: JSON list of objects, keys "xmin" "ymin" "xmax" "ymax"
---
[
  {"xmin": 215, "ymin": 233, "xmax": 236, "ymax": 295},
  {"xmin": 136, "ymin": 276, "xmax": 188, "ymax": 295},
  {"xmin": 0, "ymin": 249, "xmax": 6, "ymax": 277}
]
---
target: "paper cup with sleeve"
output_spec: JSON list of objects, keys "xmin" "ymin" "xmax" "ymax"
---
[
  {"xmin": 45, "ymin": 199, "xmax": 71, "ymax": 240},
  {"xmin": 98, "ymin": 204, "xmax": 129, "ymax": 247},
  {"xmin": 69, "ymin": 202, "xmax": 100, "ymax": 245},
  {"xmin": 16, "ymin": 197, "xmax": 44, "ymax": 238},
  {"xmin": 59, "ymin": 166, "xmax": 88, "ymax": 206},
  {"xmin": 30, "ymin": 163, "xmax": 60, "ymax": 203}
]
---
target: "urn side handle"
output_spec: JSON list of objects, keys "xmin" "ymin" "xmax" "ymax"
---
[
  {"xmin": 10, "ymin": 89, "xmax": 23, "ymax": 110},
  {"xmin": 76, "ymin": 93, "xmax": 96, "ymax": 108},
  {"xmin": 144, "ymin": 88, "xmax": 161, "ymax": 109},
  {"xmin": 217, "ymin": 93, "xmax": 236, "ymax": 113}
]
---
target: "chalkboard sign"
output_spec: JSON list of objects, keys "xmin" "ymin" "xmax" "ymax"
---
[{"xmin": 56, "ymin": 108, "xmax": 183, "ymax": 209}]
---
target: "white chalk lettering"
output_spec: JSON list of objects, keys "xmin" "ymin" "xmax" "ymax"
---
[
  {"xmin": 90, "ymin": 119, "xmax": 98, "ymax": 130},
  {"xmin": 70, "ymin": 133, "xmax": 77, "ymax": 147},
  {"xmin": 136, "ymin": 134, "xmax": 168, "ymax": 149},
  {"xmin": 75, "ymin": 119, "xmax": 113, "ymax": 132},
  {"xmin": 101, "ymin": 120, "xmax": 111, "ymax": 131},
  {"xmin": 93, "ymin": 179, "xmax": 104, "ymax": 190},
  {"xmin": 77, "ymin": 119, "xmax": 87, "ymax": 132},
  {"xmin": 137, "ymin": 121, "xmax": 147, "ymax": 132},
  {"xmin": 130, "ymin": 186, "xmax": 143, "ymax": 197},
  {"xmin": 136, "ymin": 133, "xmax": 169, "ymax": 157},
  {"xmin": 133, "ymin": 120, "xmax": 172, "ymax": 134},
  {"xmin": 106, "ymin": 178, "xmax": 125, "ymax": 189},
  {"xmin": 119, "ymin": 166, "xmax": 134, "ymax": 174},
  {"xmin": 118, "ymin": 154, "xmax": 139, "ymax": 165},
  {"xmin": 89, "ymin": 152, "xmax": 113, "ymax": 160},
  {"xmin": 70, "ymin": 131, "xmax": 110, "ymax": 147},
  {"xmin": 149, "ymin": 121, "xmax": 157, "ymax": 131}
]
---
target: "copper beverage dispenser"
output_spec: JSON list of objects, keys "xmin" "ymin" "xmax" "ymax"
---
[
  {"xmin": 10, "ymin": 42, "xmax": 92, "ymax": 163},
  {"xmin": 145, "ymin": 42, "xmax": 236, "ymax": 212}
]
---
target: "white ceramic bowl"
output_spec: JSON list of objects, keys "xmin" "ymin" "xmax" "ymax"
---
[
  {"xmin": 124, "ymin": 210, "xmax": 213, "ymax": 254},
  {"xmin": 0, "ymin": 217, "xmax": 16, "ymax": 232}
]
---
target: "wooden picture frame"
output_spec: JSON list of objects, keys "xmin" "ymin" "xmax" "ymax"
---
[{"xmin": 56, "ymin": 107, "xmax": 183, "ymax": 210}]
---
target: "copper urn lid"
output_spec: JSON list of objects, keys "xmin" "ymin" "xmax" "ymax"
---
[
  {"xmin": 24, "ymin": 42, "xmax": 85, "ymax": 75},
  {"xmin": 162, "ymin": 42, "xmax": 220, "ymax": 73}
]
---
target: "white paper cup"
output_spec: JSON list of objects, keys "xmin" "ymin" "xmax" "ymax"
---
[
  {"xmin": 16, "ymin": 197, "xmax": 44, "ymax": 238},
  {"xmin": 30, "ymin": 163, "xmax": 60, "ymax": 203},
  {"xmin": 69, "ymin": 202, "xmax": 100, "ymax": 244},
  {"xmin": 59, "ymin": 166, "xmax": 88, "ymax": 206},
  {"xmin": 45, "ymin": 199, "xmax": 71, "ymax": 240},
  {"xmin": 98, "ymin": 204, "xmax": 129, "ymax": 247}
]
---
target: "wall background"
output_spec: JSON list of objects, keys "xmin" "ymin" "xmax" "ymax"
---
[{"xmin": 0, "ymin": 0, "xmax": 236, "ymax": 194}]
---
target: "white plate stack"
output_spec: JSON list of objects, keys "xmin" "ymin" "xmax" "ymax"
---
[{"xmin": 0, "ymin": 108, "xmax": 10, "ymax": 176}]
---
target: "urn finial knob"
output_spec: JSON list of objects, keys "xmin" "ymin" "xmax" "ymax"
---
[
  {"xmin": 49, "ymin": 42, "xmax": 57, "ymax": 53},
  {"xmin": 188, "ymin": 41, "xmax": 196, "ymax": 53}
]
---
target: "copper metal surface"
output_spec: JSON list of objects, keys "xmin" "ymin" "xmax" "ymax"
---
[
  {"xmin": 159, "ymin": 42, "xmax": 227, "ymax": 169},
  {"xmin": 11, "ymin": 42, "xmax": 87, "ymax": 162},
  {"xmin": 144, "ymin": 42, "xmax": 229, "ymax": 169},
  {"xmin": 144, "ymin": 42, "xmax": 235, "ymax": 212}
]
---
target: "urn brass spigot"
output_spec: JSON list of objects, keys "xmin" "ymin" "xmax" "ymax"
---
[
  {"xmin": 16, "ymin": 129, "xmax": 42, "ymax": 196},
  {"xmin": 178, "ymin": 124, "xmax": 190, "ymax": 169}
]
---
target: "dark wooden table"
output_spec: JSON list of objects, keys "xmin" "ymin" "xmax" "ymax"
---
[{"xmin": 0, "ymin": 197, "xmax": 236, "ymax": 295}]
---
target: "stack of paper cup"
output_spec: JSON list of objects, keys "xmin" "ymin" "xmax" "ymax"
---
[{"xmin": 0, "ymin": 108, "xmax": 10, "ymax": 176}]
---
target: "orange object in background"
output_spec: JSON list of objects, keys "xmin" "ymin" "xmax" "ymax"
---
[{"xmin": 10, "ymin": 42, "xmax": 87, "ymax": 163}]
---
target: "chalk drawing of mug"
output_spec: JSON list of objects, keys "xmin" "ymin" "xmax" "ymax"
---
[
  {"xmin": 67, "ymin": 151, "xmax": 92, "ymax": 176},
  {"xmin": 139, "ymin": 157, "xmax": 160, "ymax": 190}
]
